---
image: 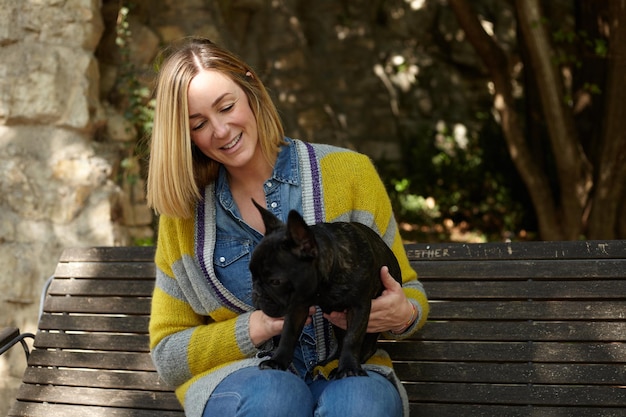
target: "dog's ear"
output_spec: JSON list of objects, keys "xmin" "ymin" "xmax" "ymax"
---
[
  {"xmin": 252, "ymin": 199, "xmax": 284, "ymax": 234},
  {"xmin": 287, "ymin": 210, "xmax": 318, "ymax": 259}
]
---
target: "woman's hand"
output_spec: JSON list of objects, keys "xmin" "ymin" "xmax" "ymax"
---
[
  {"xmin": 249, "ymin": 306, "xmax": 316, "ymax": 347},
  {"xmin": 249, "ymin": 310, "xmax": 284, "ymax": 347},
  {"xmin": 324, "ymin": 266, "xmax": 414, "ymax": 333}
]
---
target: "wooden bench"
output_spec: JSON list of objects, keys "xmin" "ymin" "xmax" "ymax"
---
[{"xmin": 2, "ymin": 241, "xmax": 625, "ymax": 416}]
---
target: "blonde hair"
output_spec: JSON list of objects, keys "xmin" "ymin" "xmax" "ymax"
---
[{"xmin": 146, "ymin": 37, "xmax": 285, "ymax": 218}]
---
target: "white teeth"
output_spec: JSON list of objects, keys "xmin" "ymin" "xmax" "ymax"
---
[{"xmin": 223, "ymin": 133, "xmax": 241, "ymax": 150}]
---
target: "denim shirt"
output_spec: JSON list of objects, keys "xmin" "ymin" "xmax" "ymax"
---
[{"xmin": 213, "ymin": 138, "xmax": 319, "ymax": 378}]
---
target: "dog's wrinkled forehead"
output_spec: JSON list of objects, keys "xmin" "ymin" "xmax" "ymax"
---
[
  {"xmin": 251, "ymin": 233, "xmax": 292, "ymax": 272},
  {"xmin": 256, "ymin": 229, "xmax": 288, "ymax": 255}
]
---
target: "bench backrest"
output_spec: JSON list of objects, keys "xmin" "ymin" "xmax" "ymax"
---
[
  {"xmin": 9, "ymin": 246, "xmax": 182, "ymax": 417},
  {"xmin": 392, "ymin": 240, "xmax": 626, "ymax": 416},
  {"xmin": 9, "ymin": 241, "xmax": 626, "ymax": 416}
]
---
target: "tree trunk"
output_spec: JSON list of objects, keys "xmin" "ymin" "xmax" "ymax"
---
[
  {"xmin": 515, "ymin": 0, "xmax": 593, "ymax": 240},
  {"xmin": 587, "ymin": 0, "xmax": 626, "ymax": 239},
  {"xmin": 448, "ymin": 0, "xmax": 563, "ymax": 240}
]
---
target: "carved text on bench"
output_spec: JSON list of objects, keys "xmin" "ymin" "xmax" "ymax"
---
[{"xmin": 406, "ymin": 248, "xmax": 450, "ymax": 259}]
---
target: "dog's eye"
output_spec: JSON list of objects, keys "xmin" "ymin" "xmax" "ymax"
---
[{"xmin": 269, "ymin": 279, "xmax": 281, "ymax": 286}]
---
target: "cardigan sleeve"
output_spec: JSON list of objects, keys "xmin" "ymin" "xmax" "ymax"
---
[
  {"xmin": 148, "ymin": 215, "xmax": 258, "ymax": 387},
  {"xmin": 319, "ymin": 151, "xmax": 429, "ymax": 336}
]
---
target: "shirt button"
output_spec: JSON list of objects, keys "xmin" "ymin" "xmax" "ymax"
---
[
  {"xmin": 270, "ymin": 202, "xmax": 278, "ymax": 208},
  {"xmin": 219, "ymin": 256, "xmax": 226, "ymax": 263},
  {"xmin": 265, "ymin": 181, "xmax": 273, "ymax": 188}
]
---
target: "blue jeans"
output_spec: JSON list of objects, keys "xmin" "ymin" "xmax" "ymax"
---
[{"xmin": 201, "ymin": 367, "xmax": 402, "ymax": 417}]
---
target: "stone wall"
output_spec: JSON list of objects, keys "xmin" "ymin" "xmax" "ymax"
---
[{"xmin": 0, "ymin": 0, "xmax": 151, "ymax": 412}]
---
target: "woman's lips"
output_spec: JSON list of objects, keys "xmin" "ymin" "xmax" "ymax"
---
[{"xmin": 222, "ymin": 133, "xmax": 242, "ymax": 150}]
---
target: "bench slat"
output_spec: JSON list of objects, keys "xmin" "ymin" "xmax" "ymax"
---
[
  {"xmin": 409, "ymin": 403, "xmax": 626, "ymax": 417},
  {"xmin": 58, "ymin": 246, "xmax": 155, "ymax": 262},
  {"xmin": 405, "ymin": 382, "xmax": 626, "ymax": 406},
  {"xmin": 38, "ymin": 313, "xmax": 149, "ymax": 333},
  {"xmin": 43, "ymin": 296, "xmax": 151, "ymax": 315},
  {"xmin": 405, "ymin": 240, "xmax": 626, "ymax": 260},
  {"xmin": 413, "ymin": 321, "xmax": 626, "ymax": 342},
  {"xmin": 27, "ymin": 349, "xmax": 156, "ymax": 371},
  {"xmin": 380, "ymin": 341, "xmax": 626, "ymax": 363},
  {"xmin": 15, "ymin": 384, "xmax": 180, "ymax": 410},
  {"xmin": 54, "ymin": 262, "xmax": 155, "ymax": 279},
  {"xmin": 33, "ymin": 332, "xmax": 149, "ymax": 352},
  {"xmin": 428, "ymin": 300, "xmax": 626, "ymax": 319},
  {"xmin": 48, "ymin": 279, "xmax": 155, "ymax": 296},
  {"xmin": 394, "ymin": 361, "xmax": 626, "ymax": 384},
  {"xmin": 21, "ymin": 368, "xmax": 170, "ymax": 391},
  {"xmin": 414, "ymin": 259, "xmax": 626, "ymax": 279},
  {"xmin": 425, "ymin": 280, "xmax": 626, "ymax": 299},
  {"xmin": 9, "ymin": 402, "xmax": 182, "ymax": 417}
]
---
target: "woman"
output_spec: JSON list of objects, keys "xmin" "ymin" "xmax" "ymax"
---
[{"xmin": 146, "ymin": 37, "xmax": 429, "ymax": 417}]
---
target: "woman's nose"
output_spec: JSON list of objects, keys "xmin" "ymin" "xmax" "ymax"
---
[{"xmin": 211, "ymin": 118, "xmax": 228, "ymax": 139}]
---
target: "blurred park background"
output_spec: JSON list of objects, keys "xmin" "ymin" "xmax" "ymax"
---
[{"xmin": 1, "ymin": 0, "xmax": 625, "ymax": 412}]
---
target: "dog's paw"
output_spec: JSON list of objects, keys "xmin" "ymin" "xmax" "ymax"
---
[
  {"xmin": 257, "ymin": 350, "xmax": 273, "ymax": 359},
  {"xmin": 259, "ymin": 358, "xmax": 288, "ymax": 371},
  {"xmin": 331, "ymin": 366, "xmax": 368, "ymax": 379}
]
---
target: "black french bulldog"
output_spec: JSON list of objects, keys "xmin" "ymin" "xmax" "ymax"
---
[{"xmin": 249, "ymin": 200, "xmax": 402, "ymax": 379}]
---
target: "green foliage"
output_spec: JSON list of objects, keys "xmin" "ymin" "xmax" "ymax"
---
[
  {"xmin": 109, "ymin": 3, "xmax": 158, "ymax": 246},
  {"xmin": 551, "ymin": 23, "xmax": 606, "ymax": 102},
  {"xmin": 133, "ymin": 236, "xmax": 156, "ymax": 246},
  {"xmin": 114, "ymin": 4, "xmax": 155, "ymax": 185},
  {"xmin": 552, "ymin": 27, "xmax": 608, "ymax": 58},
  {"xmin": 116, "ymin": 5, "xmax": 155, "ymax": 135},
  {"xmin": 377, "ymin": 119, "xmax": 529, "ymax": 242}
]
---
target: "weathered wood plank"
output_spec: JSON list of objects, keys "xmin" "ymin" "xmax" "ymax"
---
[
  {"xmin": 380, "ymin": 341, "xmax": 626, "ymax": 363},
  {"xmin": 48, "ymin": 279, "xmax": 155, "ymax": 296},
  {"xmin": 21, "ymin": 368, "xmax": 171, "ymax": 391},
  {"xmin": 26, "ymin": 349, "xmax": 156, "ymax": 371},
  {"xmin": 33, "ymin": 332, "xmax": 150, "ymax": 352},
  {"xmin": 404, "ymin": 382, "xmax": 626, "ymax": 406},
  {"xmin": 38, "ymin": 313, "xmax": 149, "ymax": 333},
  {"xmin": 408, "ymin": 403, "xmax": 626, "ymax": 417},
  {"xmin": 424, "ymin": 280, "xmax": 626, "ymax": 300},
  {"xmin": 405, "ymin": 240, "xmax": 626, "ymax": 260},
  {"xmin": 54, "ymin": 262, "xmax": 156, "ymax": 279},
  {"xmin": 412, "ymin": 259, "xmax": 626, "ymax": 279},
  {"xmin": 427, "ymin": 300, "xmax": 626, "ymax": 319},
  {"xmin": 58, "ymin": 246, "xmax": 155, "ymax": 263},
  {"xmin": 394, "ymin": 361, "xmax": 626, "ymax": 384},
  {"xmin": 15, "ymin": 384, "xmax": 180, "ymax": 410},
  {"xmin": 43, "ymin": 296, "xmax": 151, "ymax": 315},
  {"xmin": 9, "ymin": 402, "xmax": 183, "ymax": 417},
  {"xmin": 412, "ymin": 321, "xmax": 626, "ymax": 342}
]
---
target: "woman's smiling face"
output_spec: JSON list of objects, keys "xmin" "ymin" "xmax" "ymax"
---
[{"xmin": 187, "ymin": 69, "xmax": 260, "ymax": 170}]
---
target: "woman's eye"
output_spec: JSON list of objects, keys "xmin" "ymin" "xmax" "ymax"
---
[
  {"xmin": 220, "ymin": 103, "xmax": 234, "ymax": 113},
  {"xmin": 192, "ymin": 121, "xmax": 206, "ymax": 131}
]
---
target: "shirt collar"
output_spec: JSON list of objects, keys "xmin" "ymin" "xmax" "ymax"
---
[
  {"xmin": 215, "ymin": 137, "xmax": 299, "ymax": 198},
  {"xmin": 271, "ymin": 137, "xmax": 299, "ymax": 186}
]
